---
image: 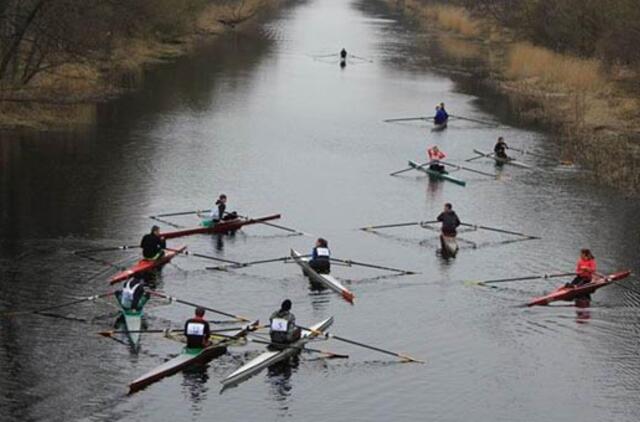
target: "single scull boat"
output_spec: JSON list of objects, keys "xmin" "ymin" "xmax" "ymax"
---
[
  {"xmin": 408, "ymin": 160, "xmax": 467, "ymax": 186},
  {"xmin": 290, "ymin": 249, "xmax": 355, "ymax": 303},
  {"xmin": 527, "ymin": 270, "xmax": 631, "ymax": 306},
  {"xmin": 109, "ymin": 246, "xmax": 187, "ymax": 285},
  {"xmin": 472, "ymin": 149, "xmax": 532, "ymax": 169},
  {"xmin": 115, "ymin": 294, "xmax": 149, "ymax": 351},
  {"xmin": 160, "ymin": 214, "xmax": 281, "ymax": 239}
]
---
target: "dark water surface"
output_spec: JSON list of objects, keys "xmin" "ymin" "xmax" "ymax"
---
[{"xmin": 2, "ymin": 1, "xmax": 640, "ymax": 421}]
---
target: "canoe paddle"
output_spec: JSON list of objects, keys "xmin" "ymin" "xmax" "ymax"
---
[
  {"xmin": 459, "ymin": 223, "xmax": 540, "ymax": 239},
  {"xmin": 2, "ymin": 291, "xmax": 115, "ymax": 317},
  {"xmin": 148, "ymin": 291, "xmax": 252, "ymax": 322},
  {"xmin": 465, "ymin": 272, "xmax": 574, "ymax": 287},
  {"xmin": 359, "ymin": 220, "xmax": 439, "ymax": 231},
  {"xmin": 329, "ymin": 257, "xmax": 417, "ymax": 275},
  {"xmin": 299, "ymin": 327, "xmax": 424, "ymax": 363}
]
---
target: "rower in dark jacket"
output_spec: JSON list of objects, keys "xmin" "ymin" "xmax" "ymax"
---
[
  {"xmin": 309, "ymin": 238, "xmax": 331, "ymax": 274},
  {"xmin": 140, "ymin": 225, "xmax": 166, "ymax": 260},
  {"xmin": 494, "ymin": 136, "xmax": 509, "ymax": 159},
  {"xmin": 269, "ymin": 299, "xmax": 301, "ymax": 348},
  {"xmin": 184, "ymin": 307, "xmax": 210, "ymax": 349},
  {"xmin": 437, "ymin": 203, "xmax": 461, "ymax": 236}
]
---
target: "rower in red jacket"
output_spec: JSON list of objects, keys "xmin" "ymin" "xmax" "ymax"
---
[
  {"xmin": 566, "ymin": 249, "xmax": 597, "ymax": 287},
  {"xmin": 427, "ymin": 146, "xmax": 446, "ymax": 173}
]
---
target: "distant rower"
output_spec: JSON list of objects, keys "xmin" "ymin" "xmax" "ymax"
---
[
  {"xmin": 269, "ymin": 299, "xmax": 301, "ymax": 347},
  {"xmin": 340, "ymin": 48, "xmax": 347, "ymax": 60},
  {"xmin": 566, "ymin": 249, "xmax": 596, "ymax": 288},
  {"xmin": 309, "ymin": 238, "xmax": 331, "ymax": 274},
  {"xmin": 437, "ymin": 203, "xmax": 461, "ymax": 237},
  {"xmin": 427, "ymin": 145, "xmax": 446, "ymax": 173},
  {"xmin": 184, "ymin": 307, "xmax": 210, "ymax": 349},
  {"xmin": 494, "ymin": 137, "xmax": 509, "ymax": 160},
  {"xmin": 434, "ymin": 103, "xmax": 449, "ymax": 126},
  {"xmin": 140, "ymin": 225, "xmax": 166, "ymax": 260}
]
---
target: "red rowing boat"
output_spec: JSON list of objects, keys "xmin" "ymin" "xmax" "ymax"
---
[
  {"xmin": 160, "ymin": 214, "xmax": 281, "ymax": 239},
  {"xmin": 109, "ymin": 246, "xmax": 187, "ymax": 285},
  {"xmin": 526, "ymin": 270, "xmax": 631, "ymax": 307}
]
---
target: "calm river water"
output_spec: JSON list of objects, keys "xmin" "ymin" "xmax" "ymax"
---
[{"xmin": 2, "ymin": 1, "xmax": 640, "ymax": 421}]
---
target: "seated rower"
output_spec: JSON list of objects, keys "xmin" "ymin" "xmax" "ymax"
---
[
  {"xmin": 269, "ymin": 299, "xmax": 301, "ymax": 348},
  {"xmin": 427, "ymin": 145, "xmax": 447, "ymax": 173},
  {"xmin": 565, "ymin": 249, "xmax": 596, "ymax": 288},
  {"xmin": 140, "ymin": 225, "xmax": 166, "ymax": 260},
  {"xmin": 494, "ymin": 137, "xmax": 509, "ymax": 160},
  {"xmin": 434, "ymin": 104, "xmax": 449, "ymax": 126},
  {"xmin": 340, "ymin": 48, "xmax": 347, "ymax": 60},
  {"xmin": 437, "ymin": 203, "xmax": 461, "ymax": 238},
  {"xmin": 199, "ymin": 194, "xmax": 238, "ymax": 227},
  {"xmin": 184, "ymin": 307, "xmax": 210, "ymax": 349},
  {"xmin": 309, "ymin": 238, "xmax": 331, "ymax": 274},
  {"xmin": 116, "ymin": 276, "xmax": 148, "ymax": 311}
]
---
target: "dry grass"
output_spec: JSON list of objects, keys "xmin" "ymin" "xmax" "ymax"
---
[
  {"xmin": 438, "ymin": 35, "xmax": 482, "ymax": 60},
  {"xmin": 505, "ymin": 43, "xmax": 604, "ymax": 93},
  {"xmin": 419, "ymin": 4, "xmax": 479, "ymax": 37}
]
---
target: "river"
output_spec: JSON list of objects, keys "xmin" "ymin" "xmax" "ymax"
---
[{"xmin": 1, "ymin": 1, "xmax": 640, "ymax": 421}]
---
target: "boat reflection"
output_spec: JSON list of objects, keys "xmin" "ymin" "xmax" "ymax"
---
[{"xmin": 575, "ymin": 297, "xmax": 591, "ymax": 323}]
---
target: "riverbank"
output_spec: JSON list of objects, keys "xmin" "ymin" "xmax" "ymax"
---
[
  {"xmin": 0, "ymin": 0, "xmax": 283, "ymax": 131},
  {"xmin": 386, "ymin": 0, "xmax": 640, "ymax": 193}
]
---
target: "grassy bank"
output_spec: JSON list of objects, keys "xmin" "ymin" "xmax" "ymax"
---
[
  {"xmin": 387, "ymin": 0, "xmax": 640, "ymax": 193},
  {"xmin": 0, "ymin": 0, "xmax": 282, "ymax": 131}
]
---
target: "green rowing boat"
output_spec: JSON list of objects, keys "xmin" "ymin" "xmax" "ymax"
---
[{"xmin": 408, "ymin": 160, "xmax": 467, "ymax": 186}]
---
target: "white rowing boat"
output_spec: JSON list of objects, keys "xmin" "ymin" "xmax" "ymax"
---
[
  {"xmin": 220, "ymin": 316, "xmax": 334, "ymax": 389},
  {"xmin": 472, "ymin": 149, "xmax": 532, "ymax": 169},
  {"xmin": 439, "ymin": 234, "xmax": 459, "ymax": 258},
  {"xmin": 290, "ymin": 249, "xmax": 355, "ymax": 303},
  {"xmin": 128, "ymin": 320, "xmax": 258, "ymax": 394},
  {"xmin": 115, "ymin": 295, "xmax": 149, "ymax": 351}
]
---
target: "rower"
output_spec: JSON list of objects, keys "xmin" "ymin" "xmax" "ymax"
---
[
  {"xmin": 437, "ymin": 203, "xmax": 461, "ymax": 238},
  {"xmin": 116, "ymin": 276, "xmax": 148, "ymax": 311},
  {"xmin": 434, "ymin": 103, "xmax": 449, "ymax": 126},
  {"xmin": 340, "ymin": 48, "xmax": 347, "ymax": 59},
  {"xmin": 184, "ymin": 307, "xmax": 211, "ymax": 349},
  {"xmin": 140, "ymin": 225, "xmax": 166, "ymax": 260},
  {"xmin": 565, "ymin": 249, "xmax": 597, "ymax": 288},
  {"xmin": 309, "ymin": 238, "xmax": 331, "ymax": 274},
  {"xmin": 427, "ymin": 145, "xmax": 447, "ymax": 173},
  {"xmin": 269, "ymin": 299, "xmax": 301, "ymax": 348},
  {"xmin": 494, "ymin": 137, "xmax": 509, "ymax": 159}
]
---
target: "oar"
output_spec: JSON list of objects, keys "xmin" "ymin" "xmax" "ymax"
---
[
  {"xmin": 152, "ymin": 210, "xmax": 205, "ymax": 218},
  {"xmin": 206, "ymin": 255, "xmax": 299, "ymax": 271},
  {"xmin": 299, "ymin": 327, "xmax": 423, "ymax": 363},
  {"xmin": 507, "ymin": 146, "xmax": 547, "ymax": 160},
  {"xmin": 165, "ymin": 247, "xmax": 243, "ymax": 266},
  {"xmin": 148, "ymin": 291, "xmax": 252, "ymax": 322},
  {"xmin": 241, "ymin": 337, "xmax": 349, "ymax": 359},
  {"xmin": 441, "ymin": 161, "xmax": 496, "ymax": 178},
  {"xmin": 359, "ymin": 220, "xmax": 438, "ymax": 231},
  {"xmin": 460, "ymin": 223, "xmax": 540, "ymax": 239},
  {"xmin": 73, "ymin": 245, "xmax": 139, "ymax": 254},
  {"xmin": 390, "ymin": 161, "xmax": 429, "ymax": 176},
  {"xmin": 2, "ymin": 291, "xmax": 115, "ymax": 317},
  {"xmin": 383, "ymin": 116, "xmax": 428, "ymax": 123},
  {"xmin": 465, "ymin": 151, "xmax": 492, "ymax": 162},
  {"xmin": 236, "ymin": 214, "xmax": 309, "ymax": 236},
  {"xmin": 149, "ymin": 216, "xmax": 183, "ymax": 229},
  {"xmin": 98, "ymin": 326, "xmax": 265, "ymax": 337},
  {"xmin": 449, "ymin": 114, "xmax": 499, "ymax": 127},
  {"xmin": 330, "ymin": 257, "xmax": 416, "ymax": 275},
  {"xmin": 465, "ymin": 272, "xmax": 574, "ymax": 287}
]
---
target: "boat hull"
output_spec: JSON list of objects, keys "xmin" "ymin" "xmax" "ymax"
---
[
  {"xmin": 160, "ymin": 214, "xmax": 281, "ymax": 239},
  {"xmin": 408, "ymin": 160, "xmax": 466, "ymax": 186},
  {"xmin": 221, "ymin": 316, "xmax": 334, "ymax": 388},
  {"xmin": 431, "ymin": 122, "xmax": 447, "ymax": 132},
  {"xmin": 440, "ymin": 234, "xmax": 459, "ymax": 258},
  {"xmin": 109, "ymin": 246, "xmax": 187, "ymax": 285},
  {"xmin": 116, "ymin": 295, "xmax": 148, "ymax": 350},
  {"xmin": 527, "ymin": 270, "xmax": 631, "ymax": 306},
  {"xmin": 290, "ymin": 249, "xmax": 355, "ymax": 303}
]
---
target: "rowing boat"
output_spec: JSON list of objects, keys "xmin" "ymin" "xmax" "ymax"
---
[
  {"xmin": 220, "ymin": 316, "xmax": 334, "ymax": 389},
  {"xmin": 290, "ymin": 249, "xmax": 355, "ymax": 303},
  {"xmin": 472, "ymin": 149, "xmax": 532, "ymax": 169},
  {"xmin": 109, "ymin": 246, "xmax": 187, "ymax": 285},
  {"xmin": 115, "ymin": 294, "xmax": 149, "ymax": 350},
  {"xmin": 431, "ymin": 122, "xmax": 447, "ymax": 132},
  {"xmin": 160, "ymin": 214, "xmax": 281, "ymax": 239},
  {"xmin": 439, "ymin": 234, "xmax": 458, "ymax": 258},
  {"xmin": 408, "ymin": 160, "xmax": 467, "ymax": 186},
  {"xmin": 128, "ymin": 320, "xmax": 259, "ymax": 394},
  {"xmin": 527, "ymin": 270, "xmax": 631, "ymax": 307}
]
